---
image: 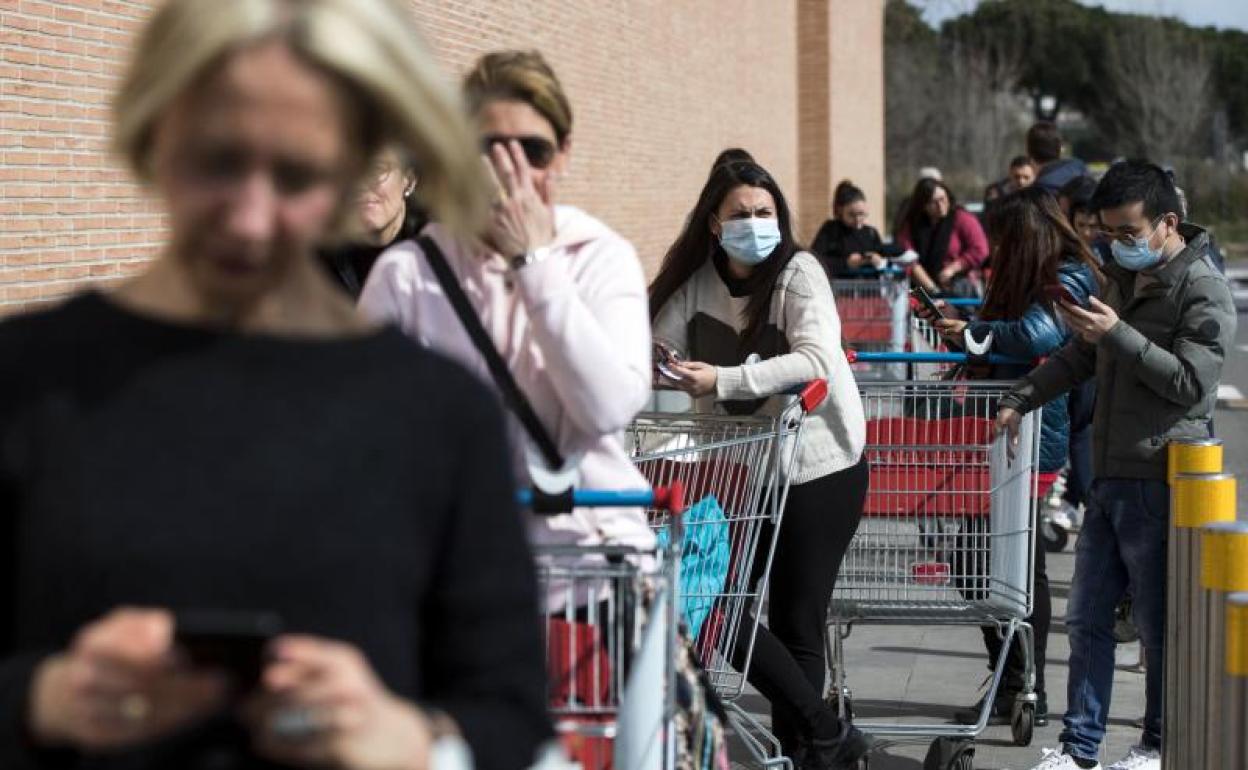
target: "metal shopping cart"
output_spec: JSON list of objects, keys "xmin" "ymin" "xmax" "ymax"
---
[
  {"xmin": 824, "ymin": 361, "xmax": 1043, "ymax": 770},
  {"xmin": 524, "ymin": 486, "xmax": 686, "ymax": 770},
  {"xmin": 624, "ymin": 381, "xmax": 828, "ymax": 770},
  {"xmin": 832, "ymin": 268, "xmax": 910, "ymax": 382}
]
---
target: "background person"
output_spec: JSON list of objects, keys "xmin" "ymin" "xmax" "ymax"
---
[
  {"xmin": 649, "ymin": 160, "xmax": 870, "ymax": 770},
  {"xmin": 998, "ymin": 161, "xmax": 1236, "ymax": 770},
  {"xmin": 318, "ymin": 145, "xmax": 425, "ymax": 298},
  {"xmin": 360, "ymin": 49, "xmax": 656, "ymax": 562},
  {"xmin": 897, "ymin": 177, "xmax": 989, "ymax": 296},
  {"xmin": 0, "ymin": 2, "xmax": 551, "ymax": 769},
  {"xmin": 1028, "ymin": 121, "xmax": 1088, "ymax": 196},
  {"xmin": 920, "ymin": 187, "xmax": 1100, "ymax": 730},
  {"xmin": 810, "ymin": 179, "xmax": 888, "ymax": 279}
]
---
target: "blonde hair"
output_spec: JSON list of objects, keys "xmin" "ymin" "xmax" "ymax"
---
[
  {"xmin": 113, "ymin": 0, "xmax": 487, "ymax": 236},
  {"xmin": 463, "ymin": 50, "xmax": 573, "ymax": 145}
]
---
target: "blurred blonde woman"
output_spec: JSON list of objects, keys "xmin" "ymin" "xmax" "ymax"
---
[
  {"xmin": 360, "ymin": 51, "xmax": 655, "ymax": 568},
  {"xmin": 0, "ymin": 1, "xmax": 550, "ymax": 769}
]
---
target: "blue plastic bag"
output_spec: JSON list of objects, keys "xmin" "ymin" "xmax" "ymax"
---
[{"xmin": 656, "ymin": 495, "xmax": 731, "ymax": 640}]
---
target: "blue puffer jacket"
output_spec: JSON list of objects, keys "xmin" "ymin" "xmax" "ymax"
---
[{"xmin": 967, "ymin": 258, "xmax": 1099, "ymax": 471}]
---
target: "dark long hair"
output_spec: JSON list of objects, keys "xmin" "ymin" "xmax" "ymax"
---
[
  {"xmin": 901, "ymin": 177, "xmax": 957, "ymax": 236},
  {"xmin": 981, "ymin": 186, "xmax": 1100, "ymax": 321},
  {"xmin": 649, "ymin": 161, "xmax": 800, "ymax": 345}
]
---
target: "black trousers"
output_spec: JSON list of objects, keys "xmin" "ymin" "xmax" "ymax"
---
[{"xmin": 730, "ymin": 457, "xmax": 870, "ymax": 751}]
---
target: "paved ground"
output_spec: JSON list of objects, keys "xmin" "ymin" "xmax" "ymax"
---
[{"xmin": 727, "ymin": 307, "xmax": 1248, "ymax": 769}]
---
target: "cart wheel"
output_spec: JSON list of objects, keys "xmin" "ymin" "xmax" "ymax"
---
[
  {"xmin": 947, "ymin": 748, "xmax": 974, "ymax": 770},
  {"xmin": 1011, "ymin": 701, "xmax": 1035, "ymax": 747},
  {"xmin": 1042, "ymin": 521, "xmax": 1068, "ymax": 553}
]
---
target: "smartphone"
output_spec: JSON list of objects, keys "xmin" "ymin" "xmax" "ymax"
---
[
  {"xmin": 909, "ymin": 285, "xmax": 945, "ymax": 319},
  {"xmin": 174, "ymin": 610, "xmax": 283, "ymax": 688},
  {"xmin": 1043, "ymin": 283, "xmax": 1082, "ymax": 307},
  {"xmin": 652, "ymin": 340, "xmax": 687, "ymax": 383}
]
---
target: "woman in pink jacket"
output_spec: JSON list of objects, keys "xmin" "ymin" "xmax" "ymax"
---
[
  {"xmin": 897, "ymin": 177, "xmax": 989, "ymax": 296},
  {"xmin": 359, "ymin": 50, "xmax": 655, "ymax": 559}
]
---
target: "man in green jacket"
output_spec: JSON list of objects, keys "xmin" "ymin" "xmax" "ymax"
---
[{"xmin": 996, "ymin": 161, "xmax": 1236, "ymax": 770}]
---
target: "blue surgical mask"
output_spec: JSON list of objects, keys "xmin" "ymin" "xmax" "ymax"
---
[
  {"xmin": 1110, "ymin": 218, "xmax": 1169, "ymax": 271},
  {"xmin": 719, "ymin": 218, "xmax": 782, "ymax": 266}
]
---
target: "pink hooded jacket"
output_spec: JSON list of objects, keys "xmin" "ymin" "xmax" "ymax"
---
[{"xmin": 359, "ymin": 205, "xmax": 656, "ymax": 554}]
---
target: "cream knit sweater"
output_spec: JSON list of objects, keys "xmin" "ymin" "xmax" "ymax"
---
[{"xmin": 652, "ymin": 251, "xmax": 866, "ymax": 484}]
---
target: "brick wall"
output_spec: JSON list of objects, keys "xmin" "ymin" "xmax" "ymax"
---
[{"xmin": 0, "ymin": 0, "xmax": 884, "ymax": 313}]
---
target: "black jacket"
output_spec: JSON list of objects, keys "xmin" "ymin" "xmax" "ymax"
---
[
  {"xmin": 810, "ymin": 220, "xmax": 885, "ymax": 279},
  {"xmin": 318, "ymin": 206, "xmax": 426, "ymax": 299}
]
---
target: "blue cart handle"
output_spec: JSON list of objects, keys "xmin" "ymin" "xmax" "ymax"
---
[
  {"xmin": 943, "ymin": 297, "xmax": 983, "ymax": 308},
  {"xmin": 518, "ymin": 483, "xmax": 685, "ymax": 516}
]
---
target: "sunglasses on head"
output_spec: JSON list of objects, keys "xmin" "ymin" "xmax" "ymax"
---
[{"xmin": 481, "ymin": 134, "xmax": 557, "ymax": 170}]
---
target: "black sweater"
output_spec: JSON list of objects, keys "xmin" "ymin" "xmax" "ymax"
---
[
  {"xmin": 809, "ymin": 220, "xmax": 885, "ymax": 279},
  {"xmin": 0, "ymin": 293, "xmax": 550, "ymax": 770}
]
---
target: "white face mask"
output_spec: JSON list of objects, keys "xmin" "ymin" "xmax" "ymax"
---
[{"xmin": 719, "ymin": 218, "xmax": 782, "ymax": 266}]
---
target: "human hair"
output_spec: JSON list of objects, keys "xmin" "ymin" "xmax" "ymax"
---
[
  {"xmin": 113, "ymin": 0, "xmax": 487, "ymax": 238},
  {"xmin": 1008, "ymin": 155, "xmax": 1034, "ymax": 171},
  {"xmin": 1026, "ymin": 121, "xmax": 1062, "ymax": 164},
  {"xmin": 1090, "ymin": 159, "xmax": 1182, "ymax": 221},
  {"xmin": 901, "ymin": 177, "xmax": 957, "ymax": 235},
  {"xmin": 462, "ymin": 50, "xmax": 573, "ymax": 146},
  {"xmin": 710, "ymin": 147, "xmax": 755, "ymax": 172},
  {"xmin": 982, "ymin": 186, "xmax": 1099, "ymax": 321},
  {"xmin": 650, "ymin": 161, "xmax": 801, "ymax": 347},
  {"xmin": 1058, "ymin": 175, "xmax": 1099, "ymax": 220},
  {"xmin": 832, "ymin": 179, "xmax": 866, "ymax": 214}
]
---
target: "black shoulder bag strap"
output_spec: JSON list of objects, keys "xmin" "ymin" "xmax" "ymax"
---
[{"xmin": 417, "ymin": 236, "xmax": 565, "ymax": 470}]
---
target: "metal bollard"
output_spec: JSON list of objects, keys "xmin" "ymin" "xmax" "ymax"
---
[
  {"xmin": 1222, "ymin": 593, "xmax": 1248, "ymax": 770},
  {"xmin": 1167, "ymin": 437, "xmax": 1223, "ymax": 485},
  {"xmin": 1163, "ymin": 471, "xmax": 1235, "ymax": 769},
  {"xmin": 1201, "ymin": 522, "xmax": 1248, "ymax": 770}
]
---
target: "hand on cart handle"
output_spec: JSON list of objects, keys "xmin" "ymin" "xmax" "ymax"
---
[{"xmin": 994, "ymin": 406, "xmax": 1023, "ymax": 462}]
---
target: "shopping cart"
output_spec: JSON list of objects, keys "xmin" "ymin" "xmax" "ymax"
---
[
  {"xmin": 824, "ymin": 361, "xmax": 1043, "ymax": 770},
  {"xmin": 831, "ymin": 267, "xmax": 910, "ymax": 382},
  {"xmin": 525, "ymin": 486, "xmax": 685, "ymax": 770},
  {"xmin": 625, "ymin": 381, "xmax": 828, "ymax": 770},
  {"xmin": 908, "ymin": 297, "xmax": 984, "ymax": 382}
]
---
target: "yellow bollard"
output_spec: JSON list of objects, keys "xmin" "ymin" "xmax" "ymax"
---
[
  {"xmin": 1222, "ymin": 593, "xmax": 1248, "ymax": 770},
  {"xmin": 1200, "ymin": 522, "xmax": 1248, "ymax": 770},
  {"xmin": 1167, "ymin": 437, "xmax": 1223, "ymax": 485},
  {"xmin": 1163, "ymin": 471, "xmax": 1235, "ymax": 770}
]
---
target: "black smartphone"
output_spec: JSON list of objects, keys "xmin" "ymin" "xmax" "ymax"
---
[
  {"xmin": 910, "ymin": 285, "xmax": 945, "ymax": 319},
  {"xmin": 174, "ymin": 610, "xmax": 283, "ymax": 689},
  {"xmin": 1044, "ymin": 283, "xmax": 1083, "ymax": 307}
]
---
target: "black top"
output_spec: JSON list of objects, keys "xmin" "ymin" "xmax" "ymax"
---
[
  {"xmin": 0, "ymin": 293, "xmax": 550, "ymax": 770},
  {"xmin": 809, "ymin": 220, "xmax": 884, "ymax": 279},
  {"xmin": 317, "ymin": 206, "xmax": 426, "ymax": 299}
]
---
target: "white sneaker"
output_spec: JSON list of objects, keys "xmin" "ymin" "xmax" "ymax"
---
[
  {"xmin": 1026, "ymin": 748, "xmax": 1102, "ymax": 770},
  {"xmin": 1105, "ymin": 745, "xmax": 1160, "ymax": 770}
]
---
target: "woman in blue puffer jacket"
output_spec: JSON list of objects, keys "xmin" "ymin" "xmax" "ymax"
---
[{"xmin": 920, "ymin": 185, "xmax": 1101, "ymax": 728}]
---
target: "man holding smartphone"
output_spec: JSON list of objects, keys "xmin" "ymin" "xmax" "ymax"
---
[{"xmin": 995, "ymin": 161, "xmax": 1236, "ymax": 770}]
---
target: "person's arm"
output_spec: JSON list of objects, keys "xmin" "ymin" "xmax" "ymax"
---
[
  {"xmin": 999, "ymin": 337, "xmax": 1097, "ymax": 415},
  {"xmin": 949, "ymin": 210, "xmax": 989, "ymax": 272},
  {"xmin": 421, "ymin": 394, "xmax": 551, "ymax": 770},
  {"xmin": 716, "ymin": 257, "xmax": 837, "ymax": 400},
  {"xmin": 1100, "ymin": 275, "xmax": 1236, "ymax": 407},
  {"xmin": 897, "ymin": 224, "xmax": 914, "ymax": 252},
  {"xmin": 512, "ymin": 236, "xmax": 651, "ymax": 436},
  {"xmin": 651, "ymin": 279, "xmax": 690, "ymax": 358}
]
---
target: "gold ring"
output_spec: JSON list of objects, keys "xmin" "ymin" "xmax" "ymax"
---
[{"xmin": 119, "ymin": 693, "xmax": 150, "ymax": 723}]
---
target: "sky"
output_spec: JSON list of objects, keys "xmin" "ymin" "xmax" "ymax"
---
[{"xmin": 920, "ymin": 0, "xmax": 1248, "ymax": 32}]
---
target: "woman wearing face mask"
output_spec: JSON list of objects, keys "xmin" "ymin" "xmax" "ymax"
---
[
  {"xmin": 810, "ymin": 179, "xmax": 887, "ymax": 278},
  {"xmin": 0, "ymin": 2, "xmax": 551, "ymax": 769},
  {"xmin": 360, "ymin": 50, "xmax": 655, "ymax": 564},
  {"xmin": 897, "ymin": 177, "xmax": 989, "ymax": 296},
  {"xmin": 650, "ymin": 161, "xmax": 870, "ymax": 770},
  {"xmin": 916, "ymin": 186, "xmax": 1101, "ymax": 731},
  {"xmin": 318, "ymin": 145, "xmax": 425, "ymax": 298}
]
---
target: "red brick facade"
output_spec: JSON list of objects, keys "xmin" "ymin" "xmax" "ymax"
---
[{"xmin": 0, "ymin": 0, "xmax": 884, "ymax": 312}]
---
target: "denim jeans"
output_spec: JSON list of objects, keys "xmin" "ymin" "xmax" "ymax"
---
[{"xmin": 1059, "ymin": 478, "xmax": 1169, "ymax": 760}]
